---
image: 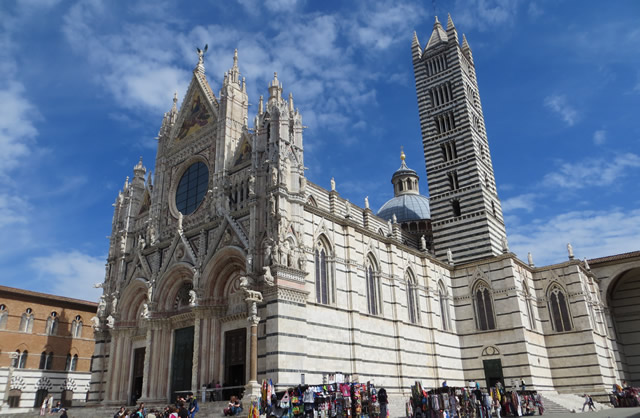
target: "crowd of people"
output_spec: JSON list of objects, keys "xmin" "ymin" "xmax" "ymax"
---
[
  {"xmin": 112, "ymin": 394, "xmax": 198, "ymax": 418},
  {"xmin": 610, "ymin": 381, "xmax": 639, "ymax": 408}
]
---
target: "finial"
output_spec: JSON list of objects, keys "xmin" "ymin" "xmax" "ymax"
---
[
  {"xmin": 528, "ymin": 252, "xmax": 535, "ymax": 267},
  {"xmin": 364, "ymin": 196, "xmax": 369, "ymax": 209},
  {"xmin": 289, "ymin": 92, "xmax": 294, "ymax": 112},
  {"xmin": 233, "ymin": 48, "xmax": 238, "ymax": 66},
  {"xmin": 258, "ymin": 95, "xmax": 264, "ymax": 115},
  {"xmin": 195, "ymin": 44, "xmax": 208, "ymax": 74},
  {"xmin": 400, "ymin": 146, "xmax": 406, "ymax": 161},
  {"xmin": 567, "ymin": 243, "xmax": 574, "ymax": 260},
  {"xmin": 274, "ymin": 72, "xmax": 278, "ymax": 81}
]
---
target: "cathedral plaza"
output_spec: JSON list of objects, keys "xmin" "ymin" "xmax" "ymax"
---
[{"xmin": 1, "ymin": 4, "xmax": 639, "ymax": 418}]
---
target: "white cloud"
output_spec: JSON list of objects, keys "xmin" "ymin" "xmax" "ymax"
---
[
  {"xmin": 31, "ymin": 251, "xmax": 105, "ymax": 301},
  {"xmin": 264, "ymin": 0, "xmax": 298, "ymax": 13},
  {"xmin": 452, "ymin": 0, "xmax": 518, "ymax": 31},
  {"xmin": 0, "ymin": 192, "xmax": 29, "ymax": 228},
  {"xmin": 509, "ymin": 208, "xmax": 640, "ymax": 266},
  {"xmin": 544, "ymin": 94, "xmax": 578, "ymax": 126},
  {"xmin": 593, "ymin": 129, "xmax": 607, "ymax": 145},
  {"xmin": 501, "ymin": 193, "xmax": 539, "ymax": 213},
  {"xmin": 543, "ymin": 153, "xmax": 640, "ymax": 189},
  {"xmin": 527, "ymin": 2, "xmax": 543, "ymax": 18}
]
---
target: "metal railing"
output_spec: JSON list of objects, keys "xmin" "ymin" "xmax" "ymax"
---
[{"xmin": 173, "ymin": 385, "xmax": 246, "ymax": 404}]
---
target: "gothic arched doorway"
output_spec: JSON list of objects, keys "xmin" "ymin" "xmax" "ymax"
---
[{"xmin": 609, "ymin": 267, "xmax": 640, "ymax": 386}]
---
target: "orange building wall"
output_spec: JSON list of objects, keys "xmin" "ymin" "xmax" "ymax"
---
[{"xmin": 0, "ymin": 286, "xmax": 97, "ymax": 371}]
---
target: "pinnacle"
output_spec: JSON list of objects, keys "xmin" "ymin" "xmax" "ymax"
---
[{"xmin": 447, "ymin": 13, "xmax": 455, "ymax": 30}]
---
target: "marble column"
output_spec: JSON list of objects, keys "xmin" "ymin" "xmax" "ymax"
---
[
  {"xmin": 243, "ymin": 299, "xmax": 261, "ymax": 410},
  {"xmin": 140, "ymin": 326, "xmax": 153, "ymax": 400},
  {"xmin": 191, "ymin": 310, "xmax": 202, "ymax": 392}
]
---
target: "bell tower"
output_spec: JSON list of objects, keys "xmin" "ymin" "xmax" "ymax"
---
[{"xmin": 412, "ymin": 15, "xmax": 507, "ymax": 263}]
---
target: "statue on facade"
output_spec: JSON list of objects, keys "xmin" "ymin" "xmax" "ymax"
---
[
  {"xmin": 447, "ymin": 248, "xmax": 453, "ymax": 265},
  {"xmin": 420, "ymin": 235, "xmax": 427, "ymax": 251},
  {"xmin": 147, "ymin": 221, "xmax": 157, "ymax": 245},
  {"xmin": 365, "ymin": 196, "xmax": 369, "ymax": 210},
  {"xmin": 141, "ymin": 303, "xmax": 150, "ymax": 319},
  {"xmin": 387, "ymin": 219, "xmax": 392, "ymax": 235},
  {"xmin": 272, "ymin": 241, "xmax": 280, "ymax": 265},
  {"xmin": 196, "ymin": 44, "xmax": 208, "ymax": 66},
  {"xmin": 298, "ymin": 249, "xmax": 307, "ymax": 270},
  {"xmin": 262, "ymin": 266, "xmax": 275, "ymax": 286},
  {"xmin": 281, "ymin": 240, "xmax": 291, "ymax": 267},
  {"xmin": 583, "ymin": 257, "xmax": 591, "ymax": 270},
  {"xmin": 501, "ymin": 236, "xmax": 509, "ymax": 253},
  {"xmin": 106, "ymin": 315, "xmax": 115, "ymax": 329},
  {"xmin": 119, "ymin": 235, "xmax": 127, "ymax": 254},
  {"xmin": 290, "ymin": 246, "xmax": 299, "ymax": 269},
  {"xmin": 567, "ymin": 243, "xmax": 574, "ymax": 259},
  {"xmin": 110, "ymin": 294, "xmax": 118, "ymax": 314},
  {"xmin": 345, "ymin": 200, "xmax": 351, "ymax": 218},
  {"xmin": 188, "ymin": 289, "xmax": 197, "ymax": 307},
  {"xmin": 271, "ymin": 166, "xmax": 278, "ymax": 186},
  {"xmin": 330, "ymin": 177, "xmax": 336, "ymax": 191},
  {"xmin": 527, "ymin": 252, "xmax": 535, "ymax": 267},
  {"xmin": 392, "ymin": 213, "xmax": 397, "ymax": 224},
  {"xmin": 138, "ymin": 234, "xmax": 146, "ymax": 250},
  {"xmin": 299, "ymin": 175, "xmax": 306, "ymax": 192},
  {"xmin": 263, "ymin": 239, "xmax": 273, "ymax": 265},
  {"xmin": 97, "ymin": 296, "xmax": 107, "ymax": 317},
  {"xmin": 248, "ymin": 174, "xmax": 256, "ymax": 196},
  {"xmin": 91, "ymin": 316, "xmax": 101, "ymax": 331}
]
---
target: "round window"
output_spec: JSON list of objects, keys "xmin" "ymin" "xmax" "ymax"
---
[{"xmin": 176, "ymin": 162, "xmax": 209, "ymax": 215}]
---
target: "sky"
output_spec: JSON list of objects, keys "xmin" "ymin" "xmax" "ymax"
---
[{"xmin": 1, "ymin": 0, "xmax": 639, "ymax": 301}]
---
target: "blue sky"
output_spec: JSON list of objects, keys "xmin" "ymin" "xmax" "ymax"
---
[{"xmin": 1, "ymin": 0, "xmax": 639, "ymax": 301}]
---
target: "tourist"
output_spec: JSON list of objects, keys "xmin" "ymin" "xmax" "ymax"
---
[
  {"xmin": 168, "ymin": 406, "xmax": 179, "ymax": 418},
  {"xmin": 188, "ymin": 393, "xmax": 199, "ymax": 418},
  {"xmin": 582, "ymin": 394, "xmax": 595, "ymax": 412},
  {"xmin": 139, "ymin": 402, "xmax": 147, "ymax": 417},
  {"xmin": 114, "ymin": 406, "xmax": 126, "ymax": 418},
  {"xmin": 224, "ymin": 396, "xmax": 242, "ymax": 416},
  {"xmin": 177, "ymin": 401, "xmax": 189, "ymax": 418},
  {"xmin": 59, "ymin": 408, "xmax": 68, "ymax": 418},
  {"xmin": 50, "ymin": 401, "xmax": 62, "ymax": 413},
  {"xmin": 40, "ymin": 394, "xmax": 52, "ymax": 415}
]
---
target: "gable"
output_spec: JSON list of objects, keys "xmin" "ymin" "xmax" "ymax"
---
[
  {"xmin": 175, "ymin": 91, "xmax": 213, "ymax": 141},
  {"xmin": 233, "ymin": 134, "xmax": 252, "ymax": 166}
]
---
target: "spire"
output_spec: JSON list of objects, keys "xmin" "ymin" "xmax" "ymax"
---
[
  {"xmin": 462, "ymin": 34, "xmax": 474, "ymax": 64},
  {"xmin": 268, "ymin": 72, "xmax": 282, "ymax": 102},
  {"xmin": 425, "ymin": 16, "xmax": 448, "ymax": 50},
  {"xmin": 288, "ymin": 92, "xmax": 294, "ymax": 113},
  {"xmin": 134, "ymin": 157, "xmax": 146, "ymax": 178},
  {"xmin": 229, "ymin": 48, "xmax": 240, "ymax": 84},
  {"xmin": 412, "ymin": 31, "xmax": 422, "ymax": 60},
  {"xmin": 446, "ymin": 13, "xmax": 455, "ymax": 30},
  {"xmin": 258, "ymin": 95, "xmax": 264, "ymax": 115}
]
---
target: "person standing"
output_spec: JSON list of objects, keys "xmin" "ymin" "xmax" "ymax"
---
[
  {"xmin": 40, "ymin": 394, "xmax": 51, "ymax": 415},
  {"xmin": 188, "ymin": 393, "xmax": 199, "ymax": 418}
]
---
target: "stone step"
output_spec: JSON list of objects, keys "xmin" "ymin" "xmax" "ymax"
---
[{"xmin": 539, "ymin": 395, "xmax": 573, "ymax": 414}]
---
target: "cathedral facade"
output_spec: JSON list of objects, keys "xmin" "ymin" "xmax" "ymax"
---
[{"xmin": 88, "ymin": 15, "xmax": 639, "ymax": 407}]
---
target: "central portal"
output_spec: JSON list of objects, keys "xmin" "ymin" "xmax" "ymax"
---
[
  {"xmin": 171, "ymin": 326, "xmax": 194, "ymax": 401},
  {"xmin": 224, "ymin": 328, "xmax": 246, "ymax": 397},
  {"xmin": 483, "ymin": 359, "xmax": 504, "ymax": 389}
]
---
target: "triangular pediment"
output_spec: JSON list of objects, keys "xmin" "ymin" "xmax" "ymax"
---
[
  {"xmin": 232, "ymin": 133, "xmax": 252, "ymax": 166},
  {"xmin": 171, "ymin": 76, "xmax": 218, "ymax": 143}
]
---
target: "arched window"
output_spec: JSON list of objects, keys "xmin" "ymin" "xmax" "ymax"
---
[
  {"xmin": 65, "ymin": 354, "xmax": 72, "ymax": 371},
  {"xmin": 18, "ymin": 350, "xmax": 28, "ymax": 368},
  {"xmin": 72, "ymin": 316, "xmax": 83, "ymax": 338},
  {"xmin": 365, "ymin": 256, "xmax": 381, "ymax": 316},
  {"xmin": 46, "ymin": 352, "xmax": 54, "ymax": 370},
  {"xmin": 19, "ymin": 308, "xmax": 34, "ymax": 333},
  {"xmin": 70, "ymin": 354, "xmax": 78, "ymax": 371},
  {"xmin": 11, "ymin": 350, "xmax": 20, "ymax": 368},
  {"xmin": 406, "ymin": 271, "xmax": 419, "ymax": 324},
  {"xmin": 315, "ymin": 238, "xmax": 333, "ymax": 305},
  {"xmin": 0, "ymin": 304, "xmax": 7, "ymax": 330},
  {"xmin": 46, "ymin": 312, "xmax": 58, "ymax": 335},
  {"xmin": 439, "ymin": 282, "xmax": 451, "ymax": 331},
  {"xmin": 549, "ymin": 286, "xmax": 572, "ymax": 332},
  {"xmin": 523, "ymin": 282, "xmax": 536, "ymax": 330},
  {"xmin": 474, "ymin": 282, "xmax": 496, "ymax": 330},
  {"xmin": 39, "ymin": 351, "xmax": 47, "ymax": 369}
]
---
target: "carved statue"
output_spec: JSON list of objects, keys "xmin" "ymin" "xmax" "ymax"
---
[
  {"xmin": 365, "ymin": 196, "xmax": 369, "ymax": 209},
  {"xmin": 567, "ymin": 243, "xmax": 574, "ymax": 259},
  {"xmin": 147, "ymin": 222, "xmax": 157, "ymax": 245},
  {"xmin": 91, "ymin": 316, "xmax": 101, "ymax": 331},
  {"xmin": 271, "ymin": 166, "xmax": 278, "ymax": 186},
  {"xmin": 392, "ymin": 213, "xmax": 397, "ymax": 224},
  {"xmin": 280, "ymin": 240, "xmax": 291, "ymax": 267},
  {"xmin": 196, "ymin": 44, "xmax": 208, "ymax": 65},
  {"xmin": 262, "ymin": 266, "xmax": 275, "ymax": 286},
  {"xmin": 97, "ymin": 296, "xmax": 106, "ymax": 317},
  {"xmin": 263, "ymin": 240, "xmax": 273, "ymax": 265},
  {"xmin": 290, "ymin": 247, "xmax": 299, "ymax": 269},
  {"xmin": 119, "ymin": 235, "xmax": 127, "ymax": 254},
  {"xmin": 141, "ymin": 303, "xmax": 150, "ymax": 319},
  {"xmin": 272, "ymin": 241, "xmax": 280, "ymax": 265},
  {"xmin": 93, "ymin": 282, "xmax": 104, "ymax": 289},
  {"xmin": 106, "ymin": 315, "xmax": 115, "ymax": 329},
  {"xmin": 527, "ymin": 252, "xmax": 534, "ymax": 267},
  {"xmin": 298, "ymin": 250, "xmax": 307, "ymax": 270},
  {"xmin": 420, "ymin": 235, "xmax": 427, "ymax": 251},
  {"xmin": 146, "ymin": 281, "xmax": 153, "ymax": 302},
  {"xmin": 299, "ymin": 176, "xmax": 306, "ymax": 192},
  {"xmin": 269, "ymin": 195, "xmax": 277, "ymax": 216},
  {"xmin": 345, "ymin": 200, "xmax": 351, "ymax": 218},
  {"xmin": 330, "ymin": 177, "xmax": 336, "ymax": 191},
  {"xmin": 501, "ymin": 236, "xmax": 509, "ymax": 253},
  {"xmin": 447, "ymin": 248, "xmax": 453, "ymax": 264},
  {"xmin": 583, "ymin": 257, "xmax": 591, "ymax": 270},
  {"xmin": 387, "ymin": 219, "xmax": 392, "ymax": 235},
  {"xmin": 248, "ymin": 175, "xmax": 256, "ymax": 195},
  {"xmin": 188, "ymin": 289, "xmax": 197, "ymax": 307},
  {"xmin": 110, "ymin": 295, "xmax": 118, "ymax": 314},
  {"xmin": 138, "ymin": 234, "xmax": 146, "ymax": 250}
]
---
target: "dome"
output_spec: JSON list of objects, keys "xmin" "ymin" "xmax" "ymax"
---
[{"xmin": 377, "ymin": 194, "xmax": 431, "ymax": 223}]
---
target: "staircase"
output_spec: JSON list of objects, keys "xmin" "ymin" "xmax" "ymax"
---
[{"xmin": 539, "ymin": 394, "xmax": 573, "ymax": 414}]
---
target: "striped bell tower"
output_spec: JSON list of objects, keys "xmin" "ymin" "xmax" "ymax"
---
[{"xmin": 412, "ymin": 15, "xmax": 507, "ymax": 264}]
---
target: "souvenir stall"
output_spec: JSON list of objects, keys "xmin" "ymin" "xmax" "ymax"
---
[
  {"xmin": 253, "ymin": 376, "xmax": 389, "ymax": 418},
  {"xmin": 610, "ymin": 385, "xmax": 639, "ymax": 408},
  {"xmin": 407, "ymin": 382, "xmax": 543, "ymax": 418}
]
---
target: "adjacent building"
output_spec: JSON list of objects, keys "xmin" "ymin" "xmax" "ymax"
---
[{"xmin": 0, "ymin": 285, "xmax": 97, "ymax": 413}]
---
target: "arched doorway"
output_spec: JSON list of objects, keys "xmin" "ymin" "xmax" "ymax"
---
[{"xmin": 609, "ymin": 267, "xmax": 640, "ymax": 386}]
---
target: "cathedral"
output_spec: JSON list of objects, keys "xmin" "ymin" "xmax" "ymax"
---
[{"xmin": 88, "ymin": 15, "xmax": 640, "ymax": 408}]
